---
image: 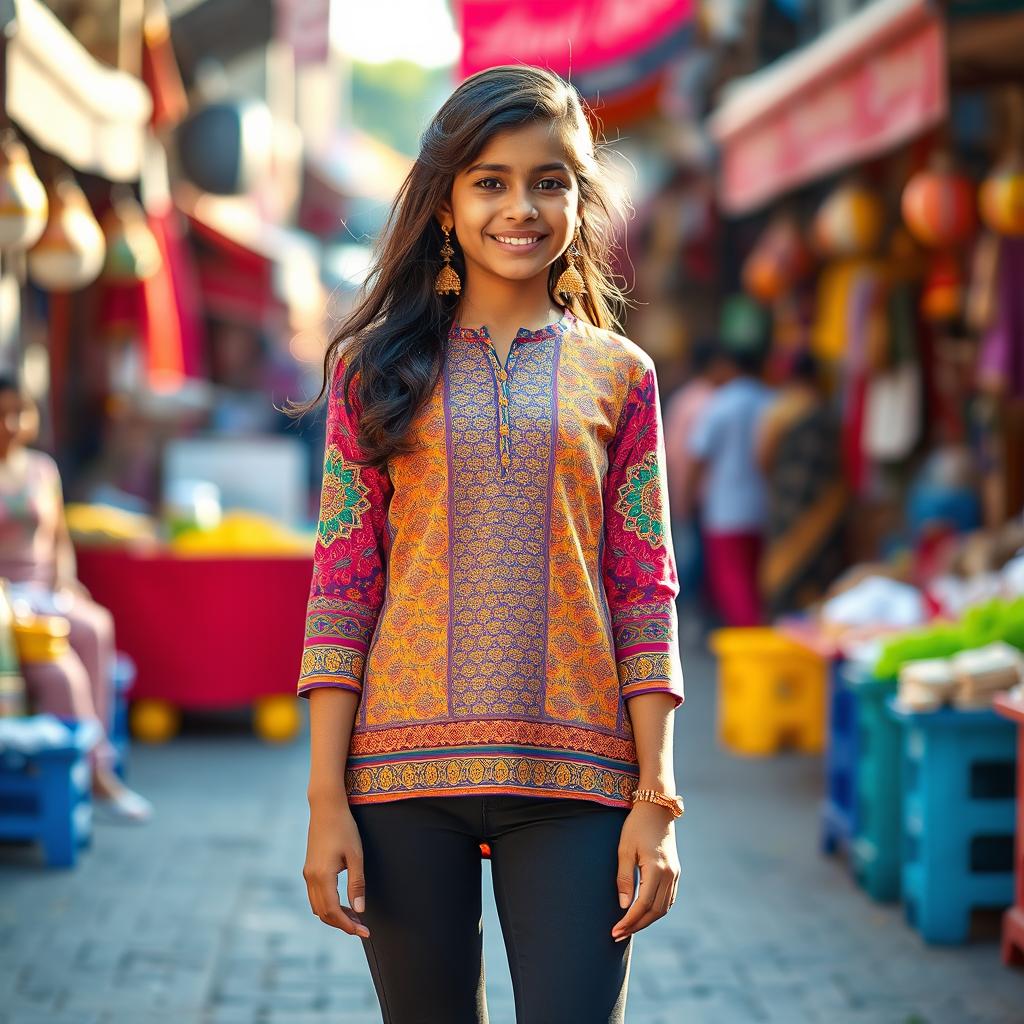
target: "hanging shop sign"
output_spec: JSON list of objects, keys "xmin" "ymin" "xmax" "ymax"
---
[
  {"xmin": 274, "ymin": 0, "xmax": 331, "ymax": 67},
  {"xmin": 708, "ymin": 0, "xmax": 946, "ymax": 215},
  {"xmin": 456, "ymin": 0, "xmax": 694, "ymax": 100}
]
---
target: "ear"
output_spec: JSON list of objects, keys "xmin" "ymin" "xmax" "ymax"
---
[{"xmin": 435, "ymin": 200, "xmax": 453, "ymax": 231}]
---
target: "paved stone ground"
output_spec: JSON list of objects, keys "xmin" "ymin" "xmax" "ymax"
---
[{"xmin": 1, "ymin": 645, "xmax": 1022, "ymax": 1023}]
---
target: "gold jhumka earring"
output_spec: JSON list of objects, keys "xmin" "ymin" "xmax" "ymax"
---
[
  {"xmin": 434, "ymin": 224, "xmax": 461, "ymax": 295},
  {"xmin": 555, "ymin": 228, "xmax": 585, "ymax": 297}
]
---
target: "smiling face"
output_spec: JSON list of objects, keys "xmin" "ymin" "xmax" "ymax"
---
[{"xmin": 438, "ymin": 120, "xmax": 581, "ymax": 292}]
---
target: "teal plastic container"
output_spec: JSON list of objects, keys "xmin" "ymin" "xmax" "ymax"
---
[{"xmin": 848, "ymin": 667, "xmax": 901, "ymax": 902}]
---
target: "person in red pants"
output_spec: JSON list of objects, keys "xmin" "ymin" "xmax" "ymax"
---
[{"xmin": 682, "ymin": 345, "xmax": 773, "ymax": 627}]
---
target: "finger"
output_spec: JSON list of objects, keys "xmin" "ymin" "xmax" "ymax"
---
[
  {"xmin": 663, "ymin": 872, "xmax": 679, "ymax": 913},
  {"xmin": 314, "ymin": 874, "xmax": 368, "ymax": 937},
  {"xmin": 612, "ymin": 866, "xmax": 658, "ymax": 935},
  {"xmin": 616, "ymin": 849, "xmax": 635, "ymax": 910},
  {"xmin": 617, "ymin": 874, "xmax": 670, "ymax": 939},
  {"xmin": 346, "ymin": 850, "xmax": 367, "ymax": 918},
  {"xmin": 641, "ymin": 874, "xmax": 673, "ymax": 927}
]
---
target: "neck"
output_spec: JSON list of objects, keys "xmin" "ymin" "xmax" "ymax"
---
[{"xmin": 456, "ymin": 271, "xmax": 561, "ymax": 333}]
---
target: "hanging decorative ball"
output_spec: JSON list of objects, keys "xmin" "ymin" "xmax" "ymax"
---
[
  {"xmin": 101, "ymin": 187, "xmax": 162, "ymax": 283},
  {"xmin": 978, "ymin": 156, "xmax": 1024, "ymax": 237},
  {"xmin": 920, "ymin": 250, "xmax": 963, "ymax": 322},
  {"xmin": 901, "ymin": 157, "xmax": 976, "ymax": 247},
  {"xmin": 812, "ymin": 181, "xmax": 884, "ymax": 258},
  {"xmin": 742, "ymin": 214, "xmax": 812, "ymax": 303},
  {"xmin": 27, "ymin": 174, "xmax": 106, "ymax": 291},
  {"xmin": 0, "ymin": 131, "xmax": 48, "ymax": 251}
]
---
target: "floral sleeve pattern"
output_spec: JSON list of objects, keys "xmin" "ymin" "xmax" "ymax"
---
[
  {"xmin": 297, "ymin": 358, "xmax": 392, "ymax": 699},
  {"xmin": 602, "ymin": 361, "xmax": 685, "ymax": 708}
]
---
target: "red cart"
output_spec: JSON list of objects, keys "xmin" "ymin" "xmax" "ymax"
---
[{"xmin": 75, "ymin": 546, "xmax": 312, "ymax": 743}]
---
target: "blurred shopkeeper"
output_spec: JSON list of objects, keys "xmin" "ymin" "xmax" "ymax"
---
[
  {"xmin": 663, "ymin": 339, "xmax": 716, "ymax": 620},
  {"xmin": 684, "ymin": 345, "xmax": 773, "ymax": 627},
  {"xmin": 755, "ymin": 352, "xmax": 847, "ymax": 620},
  {"xmin": 0, "ymin": 377, "xmax": 152, "ymax": 821}
]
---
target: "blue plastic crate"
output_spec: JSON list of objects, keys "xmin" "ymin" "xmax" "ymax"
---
[
  {"xmin": 0, "ymin": 715, "xmax": 98, "ymax": 868},
  {"xmin": 887, "ymin": 698, "xmax": 1017, "ymax": 944},
  {"xmin": 109, "ymin": 652, "xmax": 136, "ymax": 781},
  {"xmin": 821, "ymin": 657, "xmax": 857, "ymax": 858}
]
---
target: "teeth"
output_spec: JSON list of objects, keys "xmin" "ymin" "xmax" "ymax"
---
[{"xmin": 495, "ymin": 236, "xmax": 540, "ymax": 246}]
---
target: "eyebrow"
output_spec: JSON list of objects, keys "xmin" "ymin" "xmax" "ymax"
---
[{"xmin": 463, "ymin": 162, "xmax": 571, "ymax": 176}]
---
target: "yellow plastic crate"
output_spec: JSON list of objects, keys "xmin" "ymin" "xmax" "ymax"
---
[
  {"xmin": 13, "ymin": 615, "xmax": 71, "ymax": 664},
  {"xmin": 710, "ymin": 627, "xmax": 827, "ymax": 756}
]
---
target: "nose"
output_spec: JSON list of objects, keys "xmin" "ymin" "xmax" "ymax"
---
[{"xmin": 503, "ymin": 183, "xmax": 537, "ymax": 221}]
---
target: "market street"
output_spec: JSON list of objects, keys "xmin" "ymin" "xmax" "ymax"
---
[{"xmin": 1, "ymin": 644, "xmax": 1022, "ymax": 1024}]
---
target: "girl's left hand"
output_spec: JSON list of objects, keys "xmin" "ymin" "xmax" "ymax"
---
[{"xmin": 611, "ymin": 803, "xmax": 681, "ymax": 942}]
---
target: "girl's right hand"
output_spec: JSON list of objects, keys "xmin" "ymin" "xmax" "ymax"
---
[{"xmin": 303, "ymin": 800, "xmax": 371, "ymax": 939}]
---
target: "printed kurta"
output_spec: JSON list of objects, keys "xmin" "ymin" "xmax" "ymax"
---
[{"xmin": 298, "ymin": 309, "xmax": 685, "ymax": 809}]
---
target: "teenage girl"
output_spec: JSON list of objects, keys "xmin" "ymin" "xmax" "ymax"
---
[{"xmin": 292, "ymin": 65, "xmax": 686, "ymax": 1023}]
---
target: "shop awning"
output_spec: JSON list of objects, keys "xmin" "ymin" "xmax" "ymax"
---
[
  {"xmin": 707, "ymin": 0, "xmax": 947, "ymax": 215},
  {"xmin": 456, "ymin": 0, "xmax": 694, "ymax": 103},
  {"xmin": 3, "ymin": 0, "xmax": 153, "ymax": 181},
  {"xmin": 176, "ymin": 184, "xmax": 325, "ymax": 333}
]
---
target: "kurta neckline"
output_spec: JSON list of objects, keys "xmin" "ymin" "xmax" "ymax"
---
[{"xmin": 448, "ymin": 307, "xmax": 576, "ymax": 344}]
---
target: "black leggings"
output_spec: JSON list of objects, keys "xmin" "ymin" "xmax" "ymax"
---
[{"xmin": 348, "ymin": 794, "xmax": 634, "ymax": 1024}]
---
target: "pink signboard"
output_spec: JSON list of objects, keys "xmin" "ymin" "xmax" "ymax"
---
[
  {"xmin": 457, "ymin": 0, "xmax": 695, "ymax": 82},
  {"xmin": 714, "ymin": 10, "xmax": 947, "ymax": 214}
]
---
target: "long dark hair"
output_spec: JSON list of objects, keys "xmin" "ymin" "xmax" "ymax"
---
[{"xmin": 285, "ymin": 65, "xmax": 632, "ymax": 471}]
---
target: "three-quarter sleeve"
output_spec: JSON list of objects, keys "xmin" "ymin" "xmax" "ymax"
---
[
  {"xmin": 602, "ymin": 360, "xmax": 685, "ymax": 708},
  {"xmin": 297, "ymin": 356, "xmax": 392, "ymax": 700}
]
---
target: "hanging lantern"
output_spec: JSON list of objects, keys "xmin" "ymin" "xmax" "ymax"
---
[
  {"xmin": 101, "ymin": 187, "xmax": 162, "ymax": 283},
  {"xmin": 812, "ymin": 181, "xmax": 884, "ymax": 258},
  {"xmin": 27, "ymin": 174, "xmax": 106, "ymax": 291},
  {"xmin": 742, "ymin": 214, "xmax": 812, "ymax": 303},
  {"xmin": 901, "ymin": 156, "xmax": 976, "ymax": 247},
  {"xmin": 920, "ymin": 250, "xmax": 963, "ymax": 322},
  {"xmin": 979, "ymin": 155, "xmax": 1024, "ymax": 237},
  {"xmin": 0, "ymin": 131, "xmax": 48, "ymax": 251}
]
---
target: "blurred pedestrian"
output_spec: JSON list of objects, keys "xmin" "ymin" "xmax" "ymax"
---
[
  {"xmin": 685, "ymin": 345, "xmax": 773, "ymax": 627},
  {"xmin": 664, "ymin": 338, "xmax": 717, "ymax": 639},
  {"xmin": 291, "ymin": 66, "xmax": 685, "ymax": 1023},
  {"xmin": 756, "ymin": 351, "xmax": 847, "ymax": 619},
  {"xmin": 0, "ymin": 376, "xmax": 153, "ymax": 822}
]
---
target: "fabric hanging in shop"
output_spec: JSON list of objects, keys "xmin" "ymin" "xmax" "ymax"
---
[
  {"xmin": 143, "ymin": 201, "xmax": 204, "ymax": 382},
  {"xmin": 95, "ymin": 201, "xmax": 204, "ymax": 385},
  {"xmin": 4, "ymin": 0, "xmax": 152, "ymax": 181},
  {"xmin": 979, "ymin": 237, "xmax": 1024, "ymax": 400},
  {"xmin": 141, "ymin": 1, "xmax": 189, "ymax": 130},
  {"xmin": 708, "ymin": 0, "xmax": 946, "ymax": 215},
  {"xmin": 456, "ymin": 0, "xmax": 694, "ymax": 103}
]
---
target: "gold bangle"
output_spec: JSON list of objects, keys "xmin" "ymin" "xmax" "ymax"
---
[{"xmin": 630, "ymin": 788, "xmax": 685, "ymax": 819}]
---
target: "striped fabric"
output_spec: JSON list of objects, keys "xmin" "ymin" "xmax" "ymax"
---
[{"xmin": 298, "ymin": 308, "xmax": 684, "ymax": 808}]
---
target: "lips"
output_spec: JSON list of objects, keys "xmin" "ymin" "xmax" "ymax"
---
[{"xmin": 489, "ymin": 233, "xmax": 547, "ymax": 251}]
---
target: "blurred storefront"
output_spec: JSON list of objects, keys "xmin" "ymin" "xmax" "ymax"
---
[
  {"xmin": 703, "ymin": 0, "xmax": 1024, "ymax": 591},
  {"xmin": 1, "ymin": 0, "xmax": 343, "ymax": 513}
]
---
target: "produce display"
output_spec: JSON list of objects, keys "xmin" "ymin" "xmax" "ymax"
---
[
  {"xmin": 170, "ymin": 511, "xmax": 314, "ymax": 556},
  {"xmin": 66, "ymin": 502, "xmax": 314, "ymax": 557},
  {"xmin": 65, "ymin": 503, "xmax": 159, "ymax": 547}
]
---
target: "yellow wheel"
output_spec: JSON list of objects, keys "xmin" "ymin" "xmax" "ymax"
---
[
  {"xmin": 254, "ymin": 695, "xmax": 301, "ymax": 743},
  {"xmin": 130, "ymin": 699, "xmax": 180, "ymax": 743}
]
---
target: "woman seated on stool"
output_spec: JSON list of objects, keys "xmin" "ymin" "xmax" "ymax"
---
[{"xmin": 0, "ymin": 374, "xmax": 153, "ymax": 823}]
